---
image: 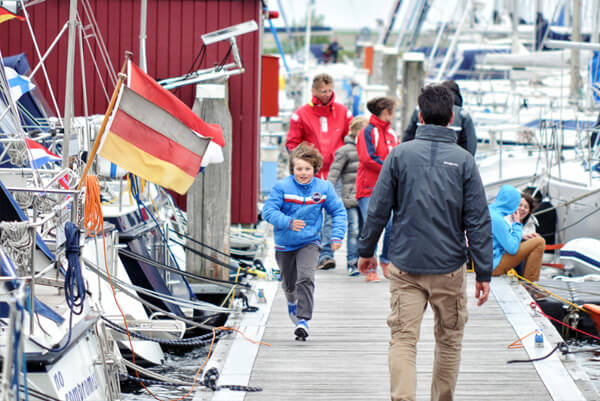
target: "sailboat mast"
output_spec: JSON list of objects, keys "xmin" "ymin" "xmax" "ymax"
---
[
  {"xmin": 570, "ymin": 0, "xmax": 581, "ymax": 102},
  {"xmin": 303, "ymin": 0, "xmax": 314, "ymax": 102},
  {"xmin": 593, "ymin": 0, "xmax": 600, "ymax": 44},
  {"xmin": 510, "ymin": 0, "xmax": 519, "ymax": 54},
  {"xmin": 139, "ymin": 0, "xmax": 148, "ymax": 72},
  {"xmin": 62, "ymin": 0, "xmax": 78, "ymax": 168}
]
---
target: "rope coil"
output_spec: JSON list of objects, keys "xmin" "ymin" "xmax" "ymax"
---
[
  {"xmin": 0, "ymin": 221, "xmax": 33, "ymax": 276},
  {"xmin": 7, "ymin": 142, "xmax": 28, "ymax": 167},
  {"xmin": 64, "ymin": 222, "xmax": 85, "ymax": 315}
]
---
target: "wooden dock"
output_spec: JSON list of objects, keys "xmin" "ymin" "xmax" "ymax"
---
[{"xmin": 195, "ymin": 244, "xmax": 598, "ymax": 401}]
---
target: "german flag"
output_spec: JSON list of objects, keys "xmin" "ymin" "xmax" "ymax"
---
[
  {"xmin": 0, "ymin": 7, "xmax": 25, "ymax": 24},
  {"xmin": 99, "ymin": 85, "xmax": 211, "ymax": 194}
]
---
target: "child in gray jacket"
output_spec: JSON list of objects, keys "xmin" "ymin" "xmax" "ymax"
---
[{"xmin": 327, "ymin": 116, "xmax": 368, "ymax": 276}]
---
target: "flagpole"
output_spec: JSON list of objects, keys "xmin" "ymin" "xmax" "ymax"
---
[{"xmin": 77, "ymin": 51, "xmax": 132, "ymax": 190}]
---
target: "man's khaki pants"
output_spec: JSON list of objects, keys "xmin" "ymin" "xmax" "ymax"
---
[{"xmin": 388, "ymin": 264, "xmax": 468, "ymax": 401}]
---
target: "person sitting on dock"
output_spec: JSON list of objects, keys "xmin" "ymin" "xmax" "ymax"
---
[
  {"xmin": 262, "ymin": 142, "xmax": 346, "ymax": 341},
  {"xmin": 327, "ymin": 115, "xmax": 369, "ymax": 277},
  {"xmin": 491, "ymin": 185, "xmax": 546, "ymax": 282},
  {"xmin": 358, "ymin": 84, "xmax": 492, "ymax": 401},
  {"xmin": 286, "ymin": 73, "xmax": 353, "ymax": 272},
  {"xmin": 402, "ymin": 80, "xmax": 477, "ymax": 156}
]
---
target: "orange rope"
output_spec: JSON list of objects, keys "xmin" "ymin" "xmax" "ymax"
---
[
  {"xmin": 508, "ymin": 330, "xmax": 537, "ymax": 349},
  {"xmin": 84, "ymin": 175, "xmax": 162, "ymax": 399},
  {"xmin": 170, "ymin": 327, "xmax": 271, "ymax": 401},
  {"xmin": 545, "ymin": 243, "xmax": 565, "ymax": 251},
  {"xmin": 83, "ymin": 175, "xmax": 270, "ymax": 400}
]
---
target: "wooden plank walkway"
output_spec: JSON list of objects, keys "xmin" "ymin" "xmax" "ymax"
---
[
  {"xmin": 195, "ymin": 239, "xmax": 596, "ymax": 401},
  {"xmin": 244, "ymin": 262, "xmax": 556, "ymax": 401}
]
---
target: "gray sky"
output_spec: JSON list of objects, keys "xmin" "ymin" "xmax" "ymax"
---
[
  {"xmin": 267, "ymin": 0, "xmax": 585, "ymax": 31},
  {"xmin": 269, "ymin": 0, "xmax": 398, "ymax": 30}
]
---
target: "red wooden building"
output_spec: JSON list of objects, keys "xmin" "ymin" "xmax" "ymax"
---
[{"xmin": 0, "ymin": 0, "xmax": 263, "ymax": 224}]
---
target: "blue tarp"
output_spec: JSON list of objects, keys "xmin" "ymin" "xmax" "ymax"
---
[{"xmin": 450, "ymin": 48, "xmax": 510, "ymax": 80}]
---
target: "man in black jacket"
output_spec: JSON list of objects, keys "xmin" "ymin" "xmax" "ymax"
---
[
  {"xmin": 358, "ymin": 84, "xmax": 492, "ymax": 401},
  {"xmin": 402, "ymin": 80, "xmax": 477, "ymax": 156}
]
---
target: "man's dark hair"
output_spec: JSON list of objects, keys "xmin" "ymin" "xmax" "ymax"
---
[{"xmin": 418, "ymin": 84, "xmax": 454, "ymax": 126}]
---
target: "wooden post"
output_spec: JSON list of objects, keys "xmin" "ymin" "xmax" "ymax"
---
[
  {"xmin": 400, "ymin": 52, "xmax": 425, "ymax": 134},
  {"xmin": 187, "ymin": 80, "xmax": 232, "ymax": 281},
  {"xmin": 370, "ymin": 45, "xmax": 398, "ymax": 97},
  {"xmin": 370, "ymin": 45, "xmax": 384, "ymax": 84}
]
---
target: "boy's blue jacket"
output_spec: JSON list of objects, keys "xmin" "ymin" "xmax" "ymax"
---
[
  {"xmin": 263, "ymin": 175, "xmax": 347, "ymax": 252},
  {"xmin": 489, "ymin": 185, "xmax": 523, "ymax": 268}
]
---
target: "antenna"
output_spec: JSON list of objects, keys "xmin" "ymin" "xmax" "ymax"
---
[
  {"xmin": 159, "ymin": 20, "xmax": 258, "ymax": 90},
  {"xmin": 201, "ymin": 20, "xmax": 258, "ymax": 45}
]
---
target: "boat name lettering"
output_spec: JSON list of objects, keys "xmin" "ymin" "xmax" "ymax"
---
[
  {"xmin": 64, "ymin": 372, "xmax": 99, "ymax": 401},
  {"xmin": 52, "ymin": 371, "xmax": 64, "ymax": 390}
]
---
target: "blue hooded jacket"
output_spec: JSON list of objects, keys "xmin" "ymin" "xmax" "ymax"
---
[
  {"xmin": 489, "ymin": 185, "xmax": 523, "ymax": 268},
  {"xmin": 263, "ymin": 175, "xmax": 347, "ymax": 252}
]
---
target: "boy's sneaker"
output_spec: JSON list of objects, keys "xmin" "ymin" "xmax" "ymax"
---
[
  {"xmin": 347, "ymin": 266, "xmax": 360, "ymax": 277},
  {"xmin": 294, "ymin": 319, "xmax": 309, "ymax": 340},
  {"xmin": 287, "ymin": 302, "xmax": 298, "ymax": 324},
  {"xmin": 317, "ymin": 259, "xmax": 336, "ymax": 270},
  {"xmin": 380, "ymin": 262, "xmax": 391, "ymax": 279},
  {"xmin": 366, "ymin": 270, "xmax": 381, "ymax": 283}
]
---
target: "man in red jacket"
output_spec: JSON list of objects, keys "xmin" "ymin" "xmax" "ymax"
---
[{"xmin": 286, "ymin": 73, "xmax": 353, "ymax": 270}]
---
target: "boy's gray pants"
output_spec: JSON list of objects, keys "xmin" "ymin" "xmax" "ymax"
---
[{"xmin": 275, "ymin": 244, "xmax": 319, "ymax": 321}]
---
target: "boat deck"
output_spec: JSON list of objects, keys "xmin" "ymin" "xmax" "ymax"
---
[{"xmin": 195, "ymin": 246, "xmax": 598, "ymax": 401}]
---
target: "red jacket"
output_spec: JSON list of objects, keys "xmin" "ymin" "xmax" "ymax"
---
[
  {"xmin": 286, "ymin": 92, "xmax": 352, "ymax": 179},
  {"xmin": 356, "ymin": 114, "xmax": 398, "ymax": 199}
]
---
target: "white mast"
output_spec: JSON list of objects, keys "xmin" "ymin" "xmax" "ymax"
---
[
  {"xmin": 435, "ymin": 0, "xmax": 470, "ymax": 82},
  {"xmin": 139, "ymin": 0, "xmax": 148, "ymax": 72},
  {"xmin": 570, "ymin": 0, "xmax": 581, "ymax": 102},
  {"xmin": 303, "ymin": 0, "xmax": 314, "ymax": 102},
  {"xmin": 62, "ymin": 0, "xmax": 78, "ymax": 168}
]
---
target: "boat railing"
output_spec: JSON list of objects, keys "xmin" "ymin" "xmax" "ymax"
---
[
  {"xmin": 0, "ymin": 181, "xmax": 83, "ymax": 332},
  {"xmin": 581, "ymin": 126, "xmax": 600, "ymax": 187}
]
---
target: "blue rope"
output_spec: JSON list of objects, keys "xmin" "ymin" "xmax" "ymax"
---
[
  {"xmin": 30, "ymin": 222, "xmax": 82, "ymax": 354},
  {"xmin": 64, "ymin": 222, "xmax": 85, "ymax": 315},
  {"xmin": 127, "ymin": 174, "xmax": 197, "ymax": 301},
  {"xmin": 21, "ymin": 345, "xmax": 28, "ymax": 401},
  {"xmin": 128, "ymin": 174, "xmax": 146, "ymax": 223},
  {"xmin": 12, "ymin": 302, "xmax": 23, "ymax": 401}
]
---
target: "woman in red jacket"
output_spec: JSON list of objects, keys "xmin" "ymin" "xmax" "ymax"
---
[{"xmin": 356, "ymin": 97, "xmax": 398, "ymax": 282}]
